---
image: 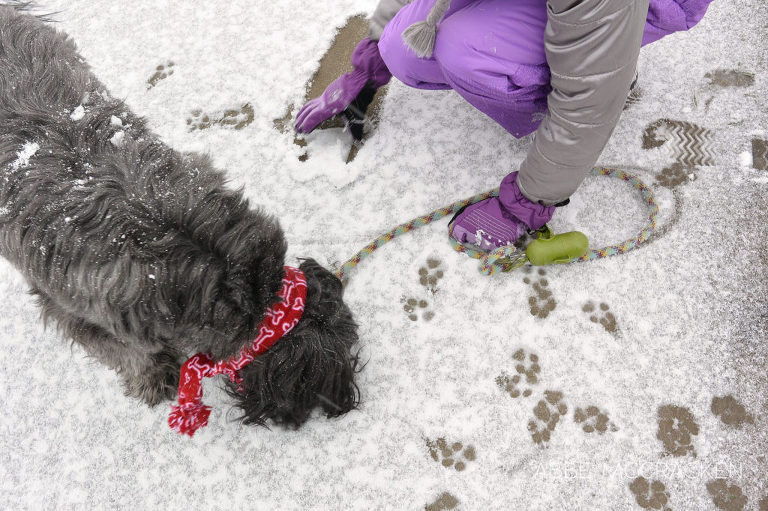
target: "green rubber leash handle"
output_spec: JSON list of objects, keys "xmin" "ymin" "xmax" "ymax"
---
[{"xmin": 526, "ymin": 231, "xmax": 590, "ymax": 266}]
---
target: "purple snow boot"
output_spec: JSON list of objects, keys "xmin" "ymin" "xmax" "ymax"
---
[
  {"xmin": 295, "ymin": 38, "xmax": 392, "ymax": 136},
  {"xmin": 450, "ymin": 172, "xmax": 555, "ymax": 251}
]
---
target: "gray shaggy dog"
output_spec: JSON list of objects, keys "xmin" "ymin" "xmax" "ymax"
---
[{"xmin": 0, "ymin": 5, "xmax": 360, "ymax": 428}]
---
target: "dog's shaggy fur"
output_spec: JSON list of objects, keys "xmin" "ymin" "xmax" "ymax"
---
[{"xmin": 0, "ymin": 5, "xmax": 360, "ymax": 428}]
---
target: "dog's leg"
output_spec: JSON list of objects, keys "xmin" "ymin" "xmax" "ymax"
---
[{"xmin": 32, "ymin": 289, "xmax": 181, "ymax": 406}]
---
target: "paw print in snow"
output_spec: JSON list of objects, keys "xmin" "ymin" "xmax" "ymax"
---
[
  {"xmin": 629, "ymin": 477, "xmax": 672, "ymax": 511},
  {"xmin": 217, "ymin": 104, "xmax": 255, "ymax": 130},
  {"xmin": 425, "ymin": 492, "xmax": 460, "ymax": 511},
  {"xmin": 187, "ymin": 104, "xmax": 254, "ymax": 131},
  {"xmin": 495, "ymin": 349, "xmax": 540, "ymax": 399},
  {"xmin": 523, "ymin": 268, "xmax": 556, "ymax": 319},
  {"xmin": 528, "ymin": 390, "xmax": 567, "ymax": 445},
  {"xmin": 711, "ymin": 395, "xmax": 755, "ymax": 428},
  {"xmin": 147, "ymin": 61, "xmax": 174, "ymax": 89},
  {"xmin": 705, "ymin": 69, "xmax": 755, "ymax": 88},
  {"xmin": 187, "ymin": 110, "xmax": 214, "ymax": 131},
  {"xmin": 574, "ymin": 406, "xmax": 618, "ymax": 434},
  {"xmin": 402, "ymin": 297, "xmax": 434, "ymax": 322},
  {"xmin": 426, "ymin": 438, "xmax": 476, "ymax": 472},
  {"xmin": 655, "ymin": 163, "xmax": 696, "ymax": 189},
  {"xmin": 496, "ymin": 373, "xmax": 530, "ymax": 399},
  {"xmin": 583, "ymin": 301, "xmax": 617, "ymax": 334},
  {"xmin": 418, "ymin": 258, "xmax": 444, "ymax": 293},
  {"xmin": 657, "ymin": 405, "xmax": 699, "ymax": 457},
  {"xmin": 706, "ymin": 479, "xmax": 747, "ymax": 511},
  {"xmin": 511, "ymin": 348, "xmax": 541, "ymax": 383}
]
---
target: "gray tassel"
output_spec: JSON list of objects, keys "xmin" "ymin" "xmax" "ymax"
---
[{"xmin": 402, "ymin": 0, "xmax": 451, "ymax": 58}]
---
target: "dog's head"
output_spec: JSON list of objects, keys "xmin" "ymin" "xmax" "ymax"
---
[{"xmin": 227, "ymin": 258, "xmax": 361, "ymax": 428}]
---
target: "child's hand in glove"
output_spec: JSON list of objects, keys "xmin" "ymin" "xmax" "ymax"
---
[{"xmin": 295, "ymin": 38, "xmax": 391, "ymax": 138}]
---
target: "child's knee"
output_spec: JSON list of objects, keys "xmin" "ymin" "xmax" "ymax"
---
[
  {"xmin": 431, "ymin": 31, "xmax": 475, "ymax": 83},
  {"xmin": 379, "ymin": 23, "xmax": 451, "ymax": 89},
  {"xmin": 377, "ymin": 25, "xmax": 424, "ymax": 88}
]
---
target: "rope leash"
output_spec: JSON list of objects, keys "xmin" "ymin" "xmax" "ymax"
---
[
  {"xmin": 576, "ymin": 166, "xmax": 659, "ymax": 261},
  {"xmin": 334, "ymin": 189, "xmax": 497, "ymax": 280},
  {"xmin": 335, "ymin": 166, "xmax": 659, "ymax": 280}
]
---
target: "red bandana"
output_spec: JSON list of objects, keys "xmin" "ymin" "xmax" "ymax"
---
[{"xmin": 169, "ymin": 266, "xmax": 307, "ymax": 437}]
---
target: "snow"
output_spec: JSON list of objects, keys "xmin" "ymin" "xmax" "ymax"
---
[
  {"xmin": 290, "ymin": 128, "xmax": 362, "ymax": 186},
  {"xmin": 740, "ymin": 150, "xmax": 753, "ymax": 167},
  {"xmin": 110, "ymin": 130, "xmax": 125, "ymax": 146},
  {"xmin": 1, "ymin": 1, "xmax": 766, "ymax": 510},
  {"xmin": 8, "ymin": 141, "xmax": 40, "ymax": 171},
  {"xmin": 70, "ymin": 104, "xmax": 85, "ymax": 120}
]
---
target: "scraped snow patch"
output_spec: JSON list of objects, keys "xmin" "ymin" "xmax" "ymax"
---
[{"xmin": 288, "ymin": 128, "xmax": 361, "ymax": 187}]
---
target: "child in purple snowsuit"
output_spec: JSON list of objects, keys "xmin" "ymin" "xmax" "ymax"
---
[{"xmin": 296, "ymin": 0, "xmax": 714, "ymax": 251}]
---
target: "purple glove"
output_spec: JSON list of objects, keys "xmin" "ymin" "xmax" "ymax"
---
[
  {"xmin": 450, "ymin": 172, "xmax": 555, "ymax": 251},
  {"xmin": 295, "ymin": 38, "xmax": 392, "ymax": 135}
]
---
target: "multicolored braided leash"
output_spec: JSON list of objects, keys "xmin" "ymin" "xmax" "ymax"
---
[{"xmin": 335, "ymin": 166, "xmax": 659, "ymax": 280}]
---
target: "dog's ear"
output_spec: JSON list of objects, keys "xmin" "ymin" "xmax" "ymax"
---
[{"xmin": 173, "ymin": 217, "xmax": 288, "ymax": 360}]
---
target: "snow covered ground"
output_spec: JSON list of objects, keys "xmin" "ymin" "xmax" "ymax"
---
[{"xmin": 1, "ymin": 0, "xmax": 766, "ymax": 509}]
